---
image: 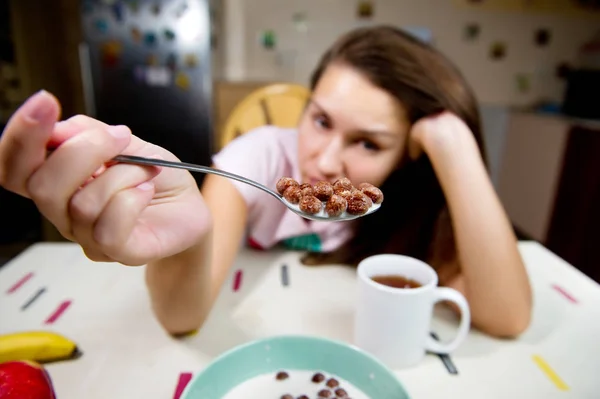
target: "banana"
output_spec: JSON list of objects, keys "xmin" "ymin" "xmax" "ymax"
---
[{"xmin": 0, "ymin": 331, "xmax": 82, "ymax": 364}]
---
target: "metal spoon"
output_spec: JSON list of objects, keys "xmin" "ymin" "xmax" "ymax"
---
[{"xmin": 113, "ymin": 154, "xmax": 381, "ymax": 222}]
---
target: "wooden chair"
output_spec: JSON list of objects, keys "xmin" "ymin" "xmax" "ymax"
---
[{"xmin": 220, "ymin": 83, "xmax": 310, "ymax": 149}]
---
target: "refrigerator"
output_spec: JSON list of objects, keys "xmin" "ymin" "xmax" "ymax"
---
[{"xmin": 79, "ymin": 0, "xmax": 214, "ymax": 186}]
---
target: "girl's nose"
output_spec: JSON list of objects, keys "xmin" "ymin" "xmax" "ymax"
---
[{"xmin": 317, "ymin": 138, "xmax": 344, "ymax": 178}]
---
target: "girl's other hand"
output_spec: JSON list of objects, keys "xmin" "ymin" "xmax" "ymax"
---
[{"xmin": 408, "ymin": 111, "xmax": 476, "ymax": 160}]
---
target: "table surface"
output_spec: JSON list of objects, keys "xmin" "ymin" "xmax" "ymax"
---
[{"xmin": 2, "ymin": 241, "xmax": 600, "ymax": 399}]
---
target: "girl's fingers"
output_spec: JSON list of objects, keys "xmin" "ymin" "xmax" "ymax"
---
[
  {"xmin": 92, "ymin": 182, "xmax": 156, "ymax": 266},
  {"xmin": 49, "ymin": 114, "xmax": 109, "ymax": 148},
  {"xmin": 69, "ymin": 160, "xmax": 161, "ymax": 252},
  {"xmin": 26, "ymin": 125, "xmax": 132, "ymax": 238},
  {"xmin": 80, "ymin": 246, "xmax": 113, "ymax": 263},
  {"xmin": 0, "ymin": 91, "xmax": 60, "ymax": 197}
]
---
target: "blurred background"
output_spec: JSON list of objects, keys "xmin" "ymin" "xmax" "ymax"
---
[{"xmin": 0, "ymin": 0, "xmax": 599, "ymax": 281}]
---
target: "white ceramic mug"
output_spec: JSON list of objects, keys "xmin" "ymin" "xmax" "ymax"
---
[{"xmin": 353, "ymin": 254, "xmax": 471, "ymax": 369}]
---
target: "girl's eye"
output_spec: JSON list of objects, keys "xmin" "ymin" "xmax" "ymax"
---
[
  {"xmin": 359, "ymin": 140, "xmax": 380, "ymax": 152},
  {"xmin": 314, "ymin": 114, "xmax": 332, "ymax": 130}
]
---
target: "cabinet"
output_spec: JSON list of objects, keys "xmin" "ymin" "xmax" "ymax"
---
[{"xmin": 497, "ymin": 112, "xmax": 600, "ymax": 282}]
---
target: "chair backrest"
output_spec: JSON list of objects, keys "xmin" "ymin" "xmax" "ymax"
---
[{"xmin": 220, "ymin": 83, "xmax": 310, "ymax": 149}]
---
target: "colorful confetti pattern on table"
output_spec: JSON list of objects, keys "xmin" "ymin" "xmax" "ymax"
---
[
  {"xmin": 6, "ymin": 272, "xmax": 34, "ymax": 294},
  {"xmin": 232, "ymin": 270, "xmax": 243, "ymax": 292},
  {"xmin": 21, "ymin": 287, "xmax": 46, "ymax": 311},
  {"xmin": 172, "ymin": 372, "xmax": 192, "ymax": 399},
  {"xmin": 44, "ymin": 300, "xmax": 73, "ymax": 324},
  {"xmin": 281, "ymin": 264, "xmax": 289, "ymax": 287},
  {"xmin": 532, "ymin": 355, "xmax": 569, "ymax": 391},
  {"xmin": 552, "ymin": 284, "xmax": 578, "ymax": 304}
]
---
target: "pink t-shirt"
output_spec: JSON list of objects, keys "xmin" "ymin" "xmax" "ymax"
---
[{"xmin": 212, "ymin": 125, "xmax": 353, "ymax": 252}]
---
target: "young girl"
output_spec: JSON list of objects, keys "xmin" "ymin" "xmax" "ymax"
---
[{"xmin": 0, "ymin": 26, "xmax": 531, "ymax": 338}]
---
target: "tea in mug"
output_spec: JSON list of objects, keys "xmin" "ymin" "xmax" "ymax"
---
[{"xmin": 371, "ymin": 274, "xmax": 421, "ymax": 289}]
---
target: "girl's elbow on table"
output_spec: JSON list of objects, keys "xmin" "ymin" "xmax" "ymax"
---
[{"xmin": 446, "ymin": 277, "xmax": 532, "ymax": 338}]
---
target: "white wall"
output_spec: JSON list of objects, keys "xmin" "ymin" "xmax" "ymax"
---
[{"xmin": 222, "ymin": 0, "xmax": 599, "ymax": 106}]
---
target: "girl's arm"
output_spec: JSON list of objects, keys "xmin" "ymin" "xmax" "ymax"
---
[
  {"xmin": 413, "ymin": 112, "xmax": 532, "ymax": 337},
  {"xmin": 144, "ymin": 173, "xmax": 248, "ymax": 335}
]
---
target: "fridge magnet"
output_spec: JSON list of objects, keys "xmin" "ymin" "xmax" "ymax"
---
[
  {"xmin": 463, "ymin": 23, "xmax": 480, "ymax": 41},
  {"xmin": 489, "ymin": 41, "xmax": 507, "ymax": 60},
  {"xmin": 175, "ymin": 2, "xmax": 189, "ymax": 18},
  {"xmin": 94, "ymin": 19, "xmax": 109, "ymax": 34},
  {"xmin": 133, "ymin": 65, "xmax": 146, "ymax": 83},
  {"xmin": 166, "ymin": 53, "xmax": 177, "ymax": 70},
  {"xmin": 151, "ymin": 3, "xmax": 161, "ymax": 15},
  {"xmin": 101, "ymin": 40, "xmax": 122, "ymax": 67},
  {"xmin": 146, "ymin": 54, "xmax": 158, "ymax": 66},
  {"xmin": 164, "ymin": 29, "xmax": 176, "ymax": 41},
  {"xmin": 146, "ymin": 66, "xmax": 172, "ymax": 87},
  {"xmin": 357, "ymin": 1, "xmax": 374, "ymax": 19},
  {"xmin": 260, "ymin": 30, "xmax": 276, "ymax": 50},
  {"xmin": 111, "ymin": 2, "xmax": 126, "ymax": 23},
  {"xmin": 515, "ymin": 73, "xmax": 531, "ymax": 93},
  {"xmin": 127, "ymin": 0, "xmax": 140, "ymax": 13},
  {"xmin": 534, "ymin": 28, "xmax": 551, "ymax": 47},
  {"xmin": 131, "ymin": 26, "xmax": 142, "ymax": 43},
  {"xmin": 292, "ymin": 12, "xmax": 309, "ymax": 33},
  {"xmin": 144, "ymin": 32, "xmax": 157, "ymax": 46},
  {"xmin": 175, "ymin": 71, "xmax": 191, "ymax": 90},
  {"xmin": 184, "ymin": 54, "xmax": 198, "ymax": 68}
]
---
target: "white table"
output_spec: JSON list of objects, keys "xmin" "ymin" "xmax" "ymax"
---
[{"xmin": 2, "ymin": 241, "xmax": 600, "ymax": 398}]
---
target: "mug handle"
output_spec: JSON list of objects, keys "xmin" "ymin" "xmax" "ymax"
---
[{"xmin": 425, "ymin": 287, "xmax": 471, "ymax": 354}]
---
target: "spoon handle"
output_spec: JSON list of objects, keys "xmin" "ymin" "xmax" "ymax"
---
[{"xmin": 113, "ymin": 154, "xmax": 281, "ymax": 200}]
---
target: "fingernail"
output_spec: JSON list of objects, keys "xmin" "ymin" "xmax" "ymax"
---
[
  {"xmin": 137, "ymin": 181, "xmax": 154, "ymax": 191},
  {"xmin": 107, "ymin": 125, "xmax": 130, "ymax": 138},
  {"xmin": 23, "ymin": 90, "xmax": 55, "ymax": 123}
]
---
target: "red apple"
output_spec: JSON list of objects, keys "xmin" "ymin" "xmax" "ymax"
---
[{"xmin": 0, "ymin": 360, "xmax": 56, "ymax": 399}]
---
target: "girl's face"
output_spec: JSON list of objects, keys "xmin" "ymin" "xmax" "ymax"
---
[{"xmin": 298, "ymin": 63, "xmax": 410, "ymax": 188}]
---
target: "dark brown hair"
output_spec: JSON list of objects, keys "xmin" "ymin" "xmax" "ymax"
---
[{"xmin": 301, "ymin": 25, "xmax": 488, "ymax": 279}]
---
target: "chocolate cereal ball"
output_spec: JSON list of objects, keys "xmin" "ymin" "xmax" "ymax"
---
[
  {"xmin": 283, "ymin": 186, "xmax": 302, "ymax": 204},
  {"xmin": 275, "ymin": 371, "xmax": 289, "ymax": 380},
  {"xmin": 333, "ymin": 177, "xmax": 353, "ymax": 191},
  {"xmin": 299, "ymin": 183, "xmax": 314, "ymax": 197},
  {"xmin": 357, "ymin": 182, "xmax": 374, "ymax": 190},
  {"xmin": 276, "ymin": 177, "xmax": 299, "ymax": 195},
  {"xmin": 325, "ymin": 378, "xmax": 339, "ymax": 388},
  {"xmin": 317, "ymin": 389, "xmax": 332, "ymax": 398},
  {"xmin": 325, "ymin": 194, "xmax": 347, "ymax": 217},
  {"xmin": 299, "ymin": 195, "xmax": 322, "ymax": 214},
  {"xmin": 334, "ymin": 188, "xmax": 353, "ymax": 201},
  {"xmin": 313, "ymin": 181, "xmax": 334, "ymax": 201},
  {"xmin": 361, "ymin": 185, "xmax": 384, "ymax": 204},
  {"xmin": 347, "ymin": 191, "xmax": 371, "ymax": 215},
  {"xmin": 311, "ymin": 372, "xmax": 326, "ymax": 383}
]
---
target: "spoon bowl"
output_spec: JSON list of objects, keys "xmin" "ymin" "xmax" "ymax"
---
[
  {"xmin": 112, "ymin": 154, "xmax": 382, "ymax": 222},
  {"xmin": 281, "ymin": 198, "xmax": 381, "ymax": 221}
]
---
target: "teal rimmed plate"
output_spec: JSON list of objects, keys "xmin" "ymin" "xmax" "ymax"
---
[{"xmin": 181, "ymin": 335, "xmax": 410, "ymax": 398}]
